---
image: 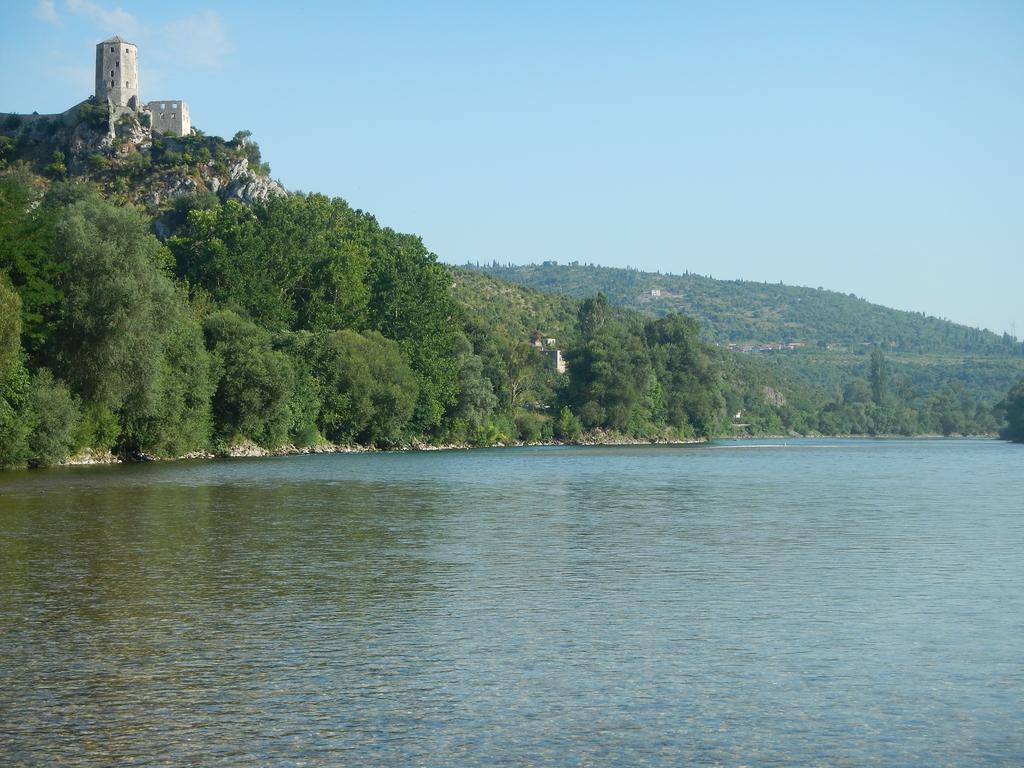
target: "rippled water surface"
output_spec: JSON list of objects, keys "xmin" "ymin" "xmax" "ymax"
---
[{"xmin": 1, "ymin": 439, "xmax": 1022, "ymax": 765}]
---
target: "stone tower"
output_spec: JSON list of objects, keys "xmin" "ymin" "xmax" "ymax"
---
[{"xmin": 95, "ymin": 36, "xmax": 139, "ymax": 110}]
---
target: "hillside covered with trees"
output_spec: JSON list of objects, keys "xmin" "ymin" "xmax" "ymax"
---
[
  {"xmin": 1, "ymin": 160, "xmax": 747, "ymax": 468},
  {"xmin": 466, "ymin": 261, "xmax": 1024, "ymax": 437},
  {"xmin": 2, "ymin": 110, "xmax": 1022, "ymax": 469},
  {"xmin": 471, "ymin": 262, "xmax": 1023, "ymax": 356}
]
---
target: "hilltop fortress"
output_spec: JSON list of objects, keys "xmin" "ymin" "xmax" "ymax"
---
[
  {"xmin": 0, "ymin": 36, "xmax": 192, "ymax": 139},
  {"xmin": 96, "ymin": 36, "xmax": 191, "ymax": 136},
  {"xmin": 0, "ymin": 35, "xmax": 285, "ymax": 209}
]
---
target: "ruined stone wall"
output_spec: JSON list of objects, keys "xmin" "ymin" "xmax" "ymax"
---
[{"xmin": 145, "ymin": 100, "xmax": 191, "ymax": 137}]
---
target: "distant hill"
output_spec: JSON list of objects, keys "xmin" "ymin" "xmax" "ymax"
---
[
  {"xmin": 455, "ymin": 263, "xmax": 1024, "ymax": 422},
  {"xmin": 469, "ymin": 262, "xmax": 1022, "ymax": 357}
]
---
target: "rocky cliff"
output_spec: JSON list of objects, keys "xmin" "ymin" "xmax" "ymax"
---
[{"xmin": 0, "ymin": 98, "xmax": 287, "ymax": 224}]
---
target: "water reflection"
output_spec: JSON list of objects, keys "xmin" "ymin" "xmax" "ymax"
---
[{"xmin": 1, "ymin": 440, "xmax": 1022, "ymax": 765}]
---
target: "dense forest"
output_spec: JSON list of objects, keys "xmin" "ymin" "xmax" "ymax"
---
[
  {"xmin": 2, "ymin": 114, "xmax": 1022, "ymax": 469},
  {"xmin": 0, "ymin": 168, "xmax": 741, "ymax": 468}
]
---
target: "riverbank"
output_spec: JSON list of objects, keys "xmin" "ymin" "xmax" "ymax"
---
[
  {"xmin": 53, "ymin": 431, "xmax": 1004, "ymax": 468},
  {"xmin": 58, "ymin": 431, "xmax": 704, "ymax": 467}
]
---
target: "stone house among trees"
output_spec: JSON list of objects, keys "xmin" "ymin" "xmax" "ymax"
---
[{"xmin": 530, "ymin": 331, "xmax": 567, "ymax": 373}]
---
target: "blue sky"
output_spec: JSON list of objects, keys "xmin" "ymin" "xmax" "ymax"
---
[{"xmin": 2, "ymin": 1, "xmax": 1022, "ymax": 337}]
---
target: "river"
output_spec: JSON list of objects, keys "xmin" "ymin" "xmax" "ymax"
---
[{"xmin": 1, "ymin": 439, "xmax": 1021, "ymax": 765}]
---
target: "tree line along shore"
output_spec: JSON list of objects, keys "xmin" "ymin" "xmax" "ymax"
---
[{"xmin": 2, "ymin": 123, "xmax": 1023, "ymax": 468}]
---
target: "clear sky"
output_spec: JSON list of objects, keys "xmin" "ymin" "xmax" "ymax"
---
[{"xmin": 2, "ymin": 1, "xmax": 1022, "ymax": 337}]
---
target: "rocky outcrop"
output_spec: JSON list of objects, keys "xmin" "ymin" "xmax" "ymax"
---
[
  {"xmin": 762, "ymin": 386, "xmax": 787, "ymax": 407},
  {"xmin": 112, "ymin": 111, "xmax": 150, "ymax": 147},
  {"xmin": 150, "ymin": 155, "xmax": 287, "ymax": 239},
  {"xmin": 139, "ymin": 139, "xmax": 286, "ymax": 208},
  {"xmin": 142, "ymin": 172, "xmax": 200, "ymax": 208},
  {"xmin": 213, "ymin": 157, "xmax": 287, "ymax": 204},
  {"xmin": 1, "ymin": 102, "xmax": 288, "ymax": 215},
  {"xmin": 63, "ymin": 449, "xmax": 120, "ymax": 466}
]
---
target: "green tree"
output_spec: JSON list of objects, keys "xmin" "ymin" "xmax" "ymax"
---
[
  {"xmin": 446, "ymin": 333, "xmax": 498, "ymax": 443},
  {"xmin": 169, "ymin": 195, "xmax": 371, "ymax": 333},
  {"xmin": 577, "ymin": 292, "xmax": 609, "ymax": 341},
  {"xmin": 204, "ymin": 310, "xmax": 296, "ymax": 448},
  {"xmin": 869, "ymin": 347, "xmax": 888, "ymax": 405},
  {"xmin": 275, "ymin": 331, "xmax": 325, "ymax": 447},
  {"xmin": 997, "ymin": 378, "xmax": 1024, "ymax": 442},
  {"xmin": 924, "ymin": 384, "xmax": 969, "ymax": 436},
  {"xmin": 554, "ymin": 406, "xmax": 582, "ymax": 441},
  {"xmin": 645, "ymin": 313, "xmax": 724, "ymax": 437},
  {"xmin": 0, "ymin": 362, "xmax": 32, "ymax": 468},
  {"xmin": 170, "ymin": 201, "xmax": 285, "ymax": 325},
  {"xmin": 566, "ymin": 311, "xmax": 653, "ymax": 432},
  {"xmin": 74, "ymin": 403, "xmax": 120, "ymax": 454},
  {"xmin": 262, "ymin": 194, "xmax": 370, "ymax": 332},
  {"xmin": 0, "ymin": 271, "xmax": 20, "ymax": 375},
  {"xmin": 310, "ymin": 329, "xmax": 419, "ymax": 447},
  {"xmin": 44, "ymin": 151, "xmax": 67, "ymax": 180},
  {"xmin": 51, "ymin": 195, "xmax": 175, "ymax": 406},
  {"xmin": 0, "ymin": 275, "xmax": 31, "ymax": 467},
  {"xmin": 514, "ymin": 410, "xmax": 549, "ymax": 442},
  {"xmin": 502, "ymin": 341, "xmax": 545, "ymax": 408},
  {"xmin": 0, "ymin": 135, "xmax": 16, "ymax": 164},
  {"xmin": 48, "ymin": 193, "xmax": 193, "ymax": 457},
  {"xmin": 120, "ymin": 309, "xmax": 214, "ymax": 456},
  {"xmin": 26, "ymin": 369, "xmax": 79, "ymax": 467},
  {"xmin": 366, "ymin": 230, "xmax": 459, "ymax": 431},
  {"xmin": 78, "ymin": 95, "xmax": 110, "ymax": 129},
  {"xmin": 843, "ymin": 378, "xmax": 873, "ymax": 406},
  {"xmin": 0, "ymin": 174, "xmax": 64, "ymax": 359}
]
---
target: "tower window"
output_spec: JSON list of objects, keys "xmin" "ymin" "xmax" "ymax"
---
[
  {"xmin": 110, "ymin": 70, "xmax": 114, "ymax": 77},
  {"xmin": 110, "ymin": 79, "xmax": 114, "ymax": 87},
  {"xmin": 126, "ymin": 81, "xmax": 130, "ymax": 88},
  {"xmin": 116, "ymin": 61, "xmax": 119, "ymax": 68},
  {"xmin": 110, "ymin": 46, "xmax": 114, "ymax": 52}
]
